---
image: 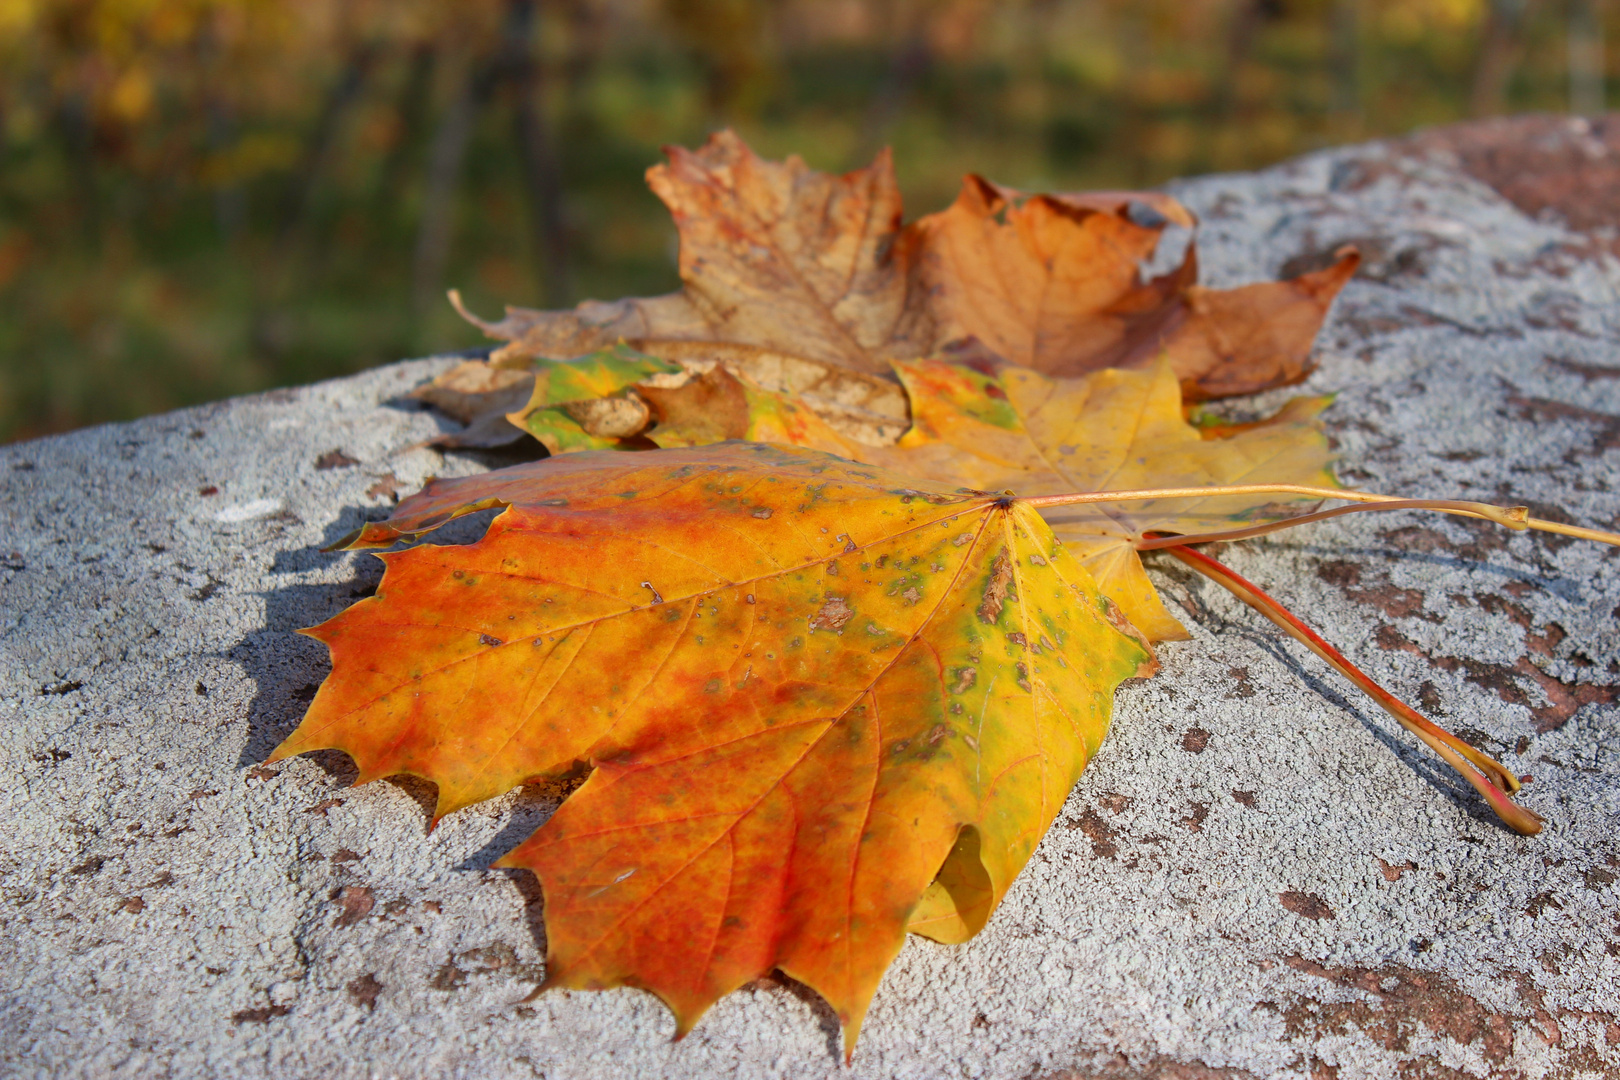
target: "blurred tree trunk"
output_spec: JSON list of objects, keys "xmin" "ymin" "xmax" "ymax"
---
[
  {"xmin": 251, "ymin": 39, "xmax": 379, "ymax": 358},
  {"xmin": 412, "ymin": 3, "xmax": 569, "ymax": 318},
  {"xmin": 1213, "ymin": 0, "xmax": 1268, "ymax": 121},
  {"xmin": 1471, "ymin": 0, "xmax": 1533, "ymax": 116},
  {"xmin": 855, "ymin": 30, "xmax": 931, "ymax": 167},
  {"xmin": 279, "ymin": 41, "xmax": 380, "ymax": 252},
  {"xmin": 1329, "ymin": 0, "xmax": 1361, "ymax": 125},
  {"xmin": 55, "ymin": 93, "xmax": 99, "ymax": 246},
  {"xmin": 412, "ymin": 59, "xmax": 498, "ymax": 316},
  {"xmin": 198, "ymin": 18, "xmax": 243, "ymax": 250},
  {"xmin": 1568, "ymin": 0, "xmax": 1606, "ymax": 115},
  {"xmin": 377, "ymin": 44, "xmax": 438, "ymax": 223},
  {"xmin": 506, "ymin": 0, "xmax": 569, "ymax": 308}
]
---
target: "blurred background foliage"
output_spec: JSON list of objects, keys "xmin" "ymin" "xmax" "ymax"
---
[{"xmin": 0, "ymin": 0, "xmax": 1611, "ymax": 441}]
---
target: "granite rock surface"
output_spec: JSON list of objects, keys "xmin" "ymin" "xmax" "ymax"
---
[{"xmin": 3, "ymin": 115, "xmax": 1619, "ymax": 1079}]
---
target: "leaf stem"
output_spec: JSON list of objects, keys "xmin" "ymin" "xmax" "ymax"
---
[
  {"xmin": 1158, "ymin": 540, "xmax": 1544, "ymax": 836},
  {"xmin": 1021, "ymin": 483, "xmax": 1620, "ymax": 548},
  {"xmin": 1132, "ymin": 499, "xmax": 1523, "ymax": 550}
]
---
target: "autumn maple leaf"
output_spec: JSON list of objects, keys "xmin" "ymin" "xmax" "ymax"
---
[
  {"xmin": 282, "ymin": 435, "xmax": 1591, "ymax": 1052},
  {"xmin": 911, "ymin": 176, "xmax": 1359, "ymax": 399},
  {"xmin": 496, "ymin": 353, "xmax": 1336, "ymax": 645},
  {"xmin": 861, "ymin": 358, "xmax": 1337, "ymax": 642},
  {"xmin": 438, "ymin": 129, "xmax": 1357, "ymax": 448},
  {"xmin": 275, "ymin": 444, "xmax": 1155, "ymax": 1051}
]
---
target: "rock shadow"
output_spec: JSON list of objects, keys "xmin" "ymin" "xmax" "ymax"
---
[
  {"xmin": 1151, "ymin": 554, "xmax": 1530, "ymax": 838},
  {"xmin": 234, "ymin": 503, "xmax": 504, "ymax": 770}
]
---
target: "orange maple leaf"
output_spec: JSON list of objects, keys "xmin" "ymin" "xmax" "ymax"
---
[
  {"xmin": 274, "ymin": 444, "xmax": 1154, "ymax": 1052},
  {"xmin": 913, "ymin": 177, "xmax": 1359, "ymax": 398},
  {"xmin": 502, "ymin": 355, "xmax": 1338, "ymax": 644},
  {"xmin": 451, "ymin": 130, "xmax": 1356, "ymax": 413}
]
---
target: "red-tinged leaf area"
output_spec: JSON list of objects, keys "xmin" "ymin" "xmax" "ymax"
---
[
  {"xmin": 911, "ymin": 177, "xmax": 1360, "ymax": 398},
  {"xmin": 272, "ymin": 444, "xmax": 1153, "ymax": 1049}
]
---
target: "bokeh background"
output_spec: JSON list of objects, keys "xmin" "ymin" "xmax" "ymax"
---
[{"xmin": 0, "ymin": 0, "xmax": 1611, "ymax": 442}]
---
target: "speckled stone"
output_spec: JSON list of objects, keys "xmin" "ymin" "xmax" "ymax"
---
[{"xmin": 3, "ymin": 117, "xmax": 1618, "ymax": 1079}]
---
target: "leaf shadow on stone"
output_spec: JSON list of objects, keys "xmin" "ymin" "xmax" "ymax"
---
[
  {"xmin": 229, "ymin": 500, "xmax": 566, "ymax": 988},
  {"xmin": 1156, "ymin": 557, "xmax": 1527, "ymax": 835},
  {"xmin": 1296, "ymin": 540, "xmax": 1583, "ymax": 603},
  {"xmin": 454, "ymin": 785, "xmax": 568, "ymax": 962},
  {"xmin": 233, "ymin": 506, "xmax": 504, "ymax": 771}
]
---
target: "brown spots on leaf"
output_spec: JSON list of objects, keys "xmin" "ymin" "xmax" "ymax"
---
[
  {"xmin": 1279, "ymin": 891, "xmax": 1336, "ymax": 920},
  {"xmin": 1028, "ymin": 553, "xmax": 1046, "ymax": 566},
  {"xmin": 977, "ymin": 549, "xmax": 1014, "ymax": 624},
  {"xmin": 809, "ymin": 596, "xmax": 854, "ymax": 632},
  {"xmin": 1015, "ymin": 661, "xmax": 1032, "ymax": 693},
  {"xmin": 334, "ymin": 886, "xmax": 375, "ymax": 928},
  {"xmin": 478, "ymin": 633, "xmax": 503, "ymax": 647},
  {"xmin": 1007, "ymin": 631, "xmax": 1028, "ymax": 649},
  {"xmin": 347, "ymin": 973, "xmax": 382, "ymax": 1011},
  {"xmin": 951, "ymin": 667, "xmax": 977, "ymax": 694},
  {"xmin": 1102, "ymin": 600, "xmax": 1158, "ymax": 678},
  {"xmin": 1377, "ymin": 858, "xmax": 1417, "ymax": 882},
  {"xmin": 901, "ymin": 586, "xmax": 922, "ymax": 605},
  {"xmin": 1181, "ymin": 727, "xmax": 1210, "ymax": 753},
  {"xmin": 953, "ymin": 532, "xmax": 973, "ymax": 546}
]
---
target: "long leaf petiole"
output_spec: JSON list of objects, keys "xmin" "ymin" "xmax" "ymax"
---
[
  {"xmin": 1023, "ymin": 483, "xmax": 1620, "ymax": 548},
  {"xmin": 1158, "ymin": 540, "xmax": 1545, "ymax": 836}
]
